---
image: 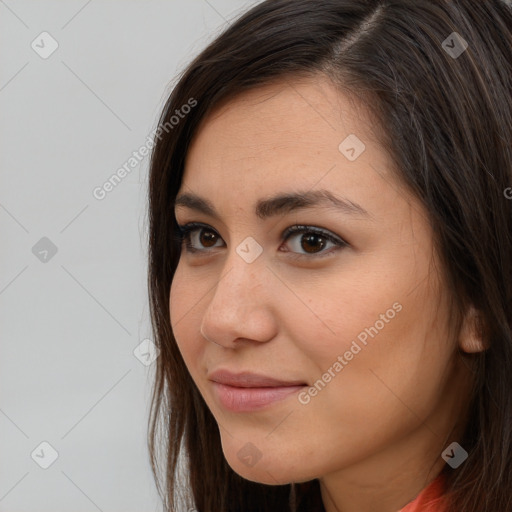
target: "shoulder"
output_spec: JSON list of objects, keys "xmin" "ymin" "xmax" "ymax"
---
[{"xmin": 398, "ymin": 474, "xmax": 446, "ymax": 512}]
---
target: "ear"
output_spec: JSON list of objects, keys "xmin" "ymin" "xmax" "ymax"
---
[{"xmin": 458, "ymin": 305, "xmax": 487, "ymax": 354}]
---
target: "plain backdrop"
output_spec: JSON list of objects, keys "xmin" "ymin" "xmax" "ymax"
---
[
  {"xmin": 5, "ymin": 1, "xmax": 511, "ymax": 511},
  {"xmin": 0, "ymin": 1, "xmax": 259, "ymax": 511}
]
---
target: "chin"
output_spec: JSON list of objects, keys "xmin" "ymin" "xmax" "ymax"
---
[{"xmin": 221, "ymin": 439, "xmax": 316, "ymax": 486}]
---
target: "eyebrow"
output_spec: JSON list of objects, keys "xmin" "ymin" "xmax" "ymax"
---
[{"xmin": 174, "ymin": 189, "xmax": 373, "ymax": 221}]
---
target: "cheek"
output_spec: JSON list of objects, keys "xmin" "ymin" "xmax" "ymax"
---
[
  {"xmin": 290, "ymin": 264, "xmax": 452, "ymax": 408},
  {"xmin": 169, "ymin": 273, "xmax": 185, "ymax": 337},
  {"xmin": 285, "ymin": 278, "xmax": 403, "ymax": 369},
  {"xmin": 169, "ymin": 271, "xmax": 203, "ymax": 371}
]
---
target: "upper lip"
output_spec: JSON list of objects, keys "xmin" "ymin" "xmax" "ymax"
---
[{"xmin": 208, "ymin": 369, "xmax": 307, "ymax": 388}]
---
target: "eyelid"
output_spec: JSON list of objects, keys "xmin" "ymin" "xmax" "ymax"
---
[
  {"xmin": 175, "ymin": 221, "xmax": 348, "ymax": 259},
  {"xmin": 282, "ymin": 224, "xmax": 347, "ymax": 247}
]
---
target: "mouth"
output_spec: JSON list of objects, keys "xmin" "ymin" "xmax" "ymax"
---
[{"xmin": 208, "ymin": 369, "xmax": 308, "ymax": 412}]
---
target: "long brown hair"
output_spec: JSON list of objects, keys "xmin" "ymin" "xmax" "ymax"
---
[{"xmin": 146, "ymin": 1, "xmax": 512, "ymax": 510}]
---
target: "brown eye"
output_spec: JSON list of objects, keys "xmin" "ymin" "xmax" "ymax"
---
[
  {"xmin": 282, "ymin": 225, "xmax": 346, "ymax": 259},
  {"xmin": 177, "ymin": 222, "xmax": 224, "ymax": 253},
  {"xmin": 300, "ymin": 233, "xmax": 327, "ymax": 254},
  {"xmin": 198, "ymin": 228, "xmax": 219, "ymax": 248},
  {"xmin": 176, "ymin": 222, "xmax": 347, "ymax": 260}
]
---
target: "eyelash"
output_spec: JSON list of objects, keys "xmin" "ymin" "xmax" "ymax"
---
[{"xmin": 174, "ymin": 221, "xmax": 348, "ymax": 260}]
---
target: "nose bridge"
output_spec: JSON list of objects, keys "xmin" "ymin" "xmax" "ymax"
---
[
  {"xmin": 209, "ymin": 246, "xmax": 264, "ymax": 314},
  {"xmin": 201, "ymin": 244, "xmax": 272, "ymax": 344}
]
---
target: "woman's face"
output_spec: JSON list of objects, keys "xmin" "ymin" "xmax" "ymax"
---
[{"xmin": 170, "ymin": 77, "xmax": 472, "ymax": 496}]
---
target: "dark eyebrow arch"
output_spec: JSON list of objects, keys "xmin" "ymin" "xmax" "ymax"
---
[{"xmin": 174, "ymin": 189, "xmax": 373, "ymax": 221}]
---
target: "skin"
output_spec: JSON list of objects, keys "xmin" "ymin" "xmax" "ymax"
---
[{"xmin": 169, "ymin": 76, "xmax": 483, "ymax": 512}]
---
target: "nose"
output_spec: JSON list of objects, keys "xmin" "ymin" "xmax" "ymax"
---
[{"xmin": 199, "ymin": 252, "xmax": 278, "ymax": 348}]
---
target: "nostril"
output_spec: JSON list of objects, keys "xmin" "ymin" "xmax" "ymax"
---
[{"xmin": 200, "ymin": 325, "xmax": 213, "ymax": 343}]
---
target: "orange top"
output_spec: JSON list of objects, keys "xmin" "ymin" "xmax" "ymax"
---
[{"xmin": 398, "ymin": 475, "xmax": 446, "ymax": 512}]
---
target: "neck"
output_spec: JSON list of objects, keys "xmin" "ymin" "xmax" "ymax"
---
[{"xmin": 320, "ymin": 360, "xmax": 473, "ymax": 512}]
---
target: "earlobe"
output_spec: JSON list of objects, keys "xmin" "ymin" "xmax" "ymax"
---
[{"xmin": 458, "ymin": 305, "xmax": 487, "ymax": 354}]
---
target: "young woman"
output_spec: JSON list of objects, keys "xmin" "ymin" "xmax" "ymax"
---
[{"xmin": 146, "ymin": 1, "xmax": 512, "ymax": 511}]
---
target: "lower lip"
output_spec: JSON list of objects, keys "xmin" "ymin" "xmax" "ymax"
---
[{"xmin": 211, "ymin": 382, "xmax": 306, "ymax": 412}]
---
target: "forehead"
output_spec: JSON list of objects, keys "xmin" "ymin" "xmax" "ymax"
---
[
  {"xmin": 184, "ymin": 76, "xmax": 378, "ymax": 172},
  {"xmin": 179, "ymin": 76, "xmax": 400, "ymax": 219}
]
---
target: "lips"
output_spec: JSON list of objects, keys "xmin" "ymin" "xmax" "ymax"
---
[
  {"xmin": 208, "ymin": 369, "xmax": 307, "ymax": 412},
  {"xmin": 208, "ymin": 369, "xmax": 306, "ymax": 387}
]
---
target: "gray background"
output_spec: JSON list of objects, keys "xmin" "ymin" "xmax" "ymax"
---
[{"xmin": 0, "ymin": 1, "xmax": 258, "ymax": 511}]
